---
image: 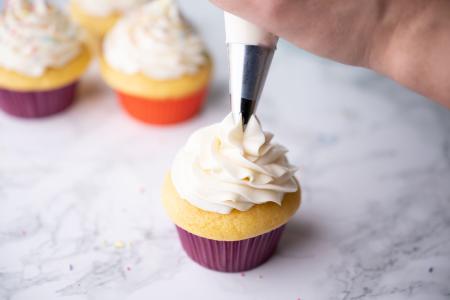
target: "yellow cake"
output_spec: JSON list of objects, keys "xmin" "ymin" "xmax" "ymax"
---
[
  {"xmin": 162, "ymin": 174, "xmax": 301, "ymax": 241},
  {"xmin": 100, "ymin": 55, "xmax": 212, "ymax": 99},
  {"xmin": 69, "ymin": 1, "xmax": 124, "ymax": 38},
  {"xmin": 0, "ymin": 45, "xmax": 91, "ymax": 92}
]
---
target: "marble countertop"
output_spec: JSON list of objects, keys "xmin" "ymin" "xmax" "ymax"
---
[{"xmin": 1, "ymin": 2, "xmax": 450, "ymax": 300}]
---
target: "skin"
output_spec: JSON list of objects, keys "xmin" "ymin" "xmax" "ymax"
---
[{"xmin": 210, "ymin": 0, "xmax": 450, "ymax": 108}]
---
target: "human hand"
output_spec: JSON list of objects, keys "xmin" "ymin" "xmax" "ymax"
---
[
  {"xmin": 211, "ymin": 0, "xmax": 450, "ymax": 108},
  {"xmin": 210, "ymin": 0, "xmax": 389, "ymax": 67}
]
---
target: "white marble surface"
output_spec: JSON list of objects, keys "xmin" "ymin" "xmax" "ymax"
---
[{"xmin": 1, "ymin": 2, "xmax": 450, "ymax": 300}]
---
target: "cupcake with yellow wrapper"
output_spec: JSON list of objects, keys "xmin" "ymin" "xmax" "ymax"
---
[
  {"xmin": 100, "ymin": 0, "xmax": 212, "ymax": 125},
  {"xmin": 162, "ymin": 114, "xmax": 301, "ymax": 272},
  {"xmin": 69, "ymin": 0, "xmax": 150, "ymax": 38},
  {"xmin": 0, "ymin": 0, "xmax": 91, "ymax": 118}
]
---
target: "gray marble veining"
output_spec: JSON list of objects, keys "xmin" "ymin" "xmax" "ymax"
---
[{"xmin": 1, "ymin": 2, "xmax": 450, "ymax": 300}]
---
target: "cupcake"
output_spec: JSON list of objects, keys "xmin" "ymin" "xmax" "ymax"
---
[
  {"xmin": 0, "ymin": 0, "xmax": 91, "ymax": 118},
  {"xmin": 162, "ymin": 114, "xmax": 301, "ymax": 272},
  {"xmin": 100, "ymin": 0, "xmax": 212, "ymax": 125},
  {"xmin": 70, "ymin": 0, "xmax": 150, "ymax": 38},
  {"xmin": 70, "ymin": 0, "xmax": 150, "ymax": 54}
]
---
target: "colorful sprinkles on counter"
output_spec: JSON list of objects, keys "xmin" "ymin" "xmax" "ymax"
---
[
  {"xmin": 102, "ymin": 240, "xmax": 133, "ymax": 249},
  {"xmin": 114, "ymin": 241, "xmax": 126, "ymax": 249}
]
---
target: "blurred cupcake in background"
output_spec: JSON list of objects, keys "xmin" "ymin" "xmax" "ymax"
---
[
  {"xmin": 100, "ymin": 0, "xmax": 212, "ymax": 125},
  {"xmin": 69, "ymin": 0, "xmax": 150, "ymax": 39},
  {"xmin": 0, "ymin": 0, "xmax": 91, "ymax": 118}
]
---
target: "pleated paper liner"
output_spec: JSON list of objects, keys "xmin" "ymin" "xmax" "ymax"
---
[
  {"xmin": 176, "ymin": 225, "xmax": 286, "ymax": 272},
  {"xmin": 0, "ymin": 81, "xmax": 78, "ymax": 118},
  {"xmin": 116, "ymin": 86, "xmax": 208, "ymax": 125}
]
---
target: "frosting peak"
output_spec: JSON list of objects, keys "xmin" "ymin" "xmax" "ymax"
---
[
  {"xmin": 103, "ymin": 0, "xmax": 207, "ymax": 80},
  {"xmin": 0, "ymin": 0, "xmax": 82, "ymax": 77},
  {"xmin": 172, "ymin": 114, "xmax": 298, "ymax": 214}
]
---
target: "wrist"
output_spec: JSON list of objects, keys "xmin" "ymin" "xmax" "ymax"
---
[
  {"xmin": 366, "ymin": 0, "xmax": 448, "ymax": 76},
  {"xmin": 366, "ymin": 0, "xmax": 450, "ymax": 105}
]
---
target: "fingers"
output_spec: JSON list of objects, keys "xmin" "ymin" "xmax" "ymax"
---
[
  {"xmin": 208, "ymin": 0, "xmax": 380, "ymax": 67},
  {"xmin": 208, "ymin": 0, "xmax": 258, "ymax": 19},
  {"xmin": 208, "ymin": 0, "xmax": 287, "ymax": 33},
  {"xmin": 208, "ymin": 0, "xmax": 249, "ymax": 12}
]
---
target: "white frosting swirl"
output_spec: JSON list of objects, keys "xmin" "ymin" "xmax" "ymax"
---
[
  {"xmin": 0, "ymin": 0, "xmax": 82, "ymax": 77},
  {"xmin": 103, "ymin": 0, "xmax": 207, "ymax": 80},
  {"xmin": 172, "ymin": 114, "xmax": 298, "ymax": 214},
  {"xmin": 73, "ymin": 0, "xmax": 150, "ymax": 17}
]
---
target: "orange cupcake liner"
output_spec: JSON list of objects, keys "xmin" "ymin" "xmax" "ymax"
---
[{"xmin": 116, "ymin": 86, "xmax": 208, "ymax": 125}]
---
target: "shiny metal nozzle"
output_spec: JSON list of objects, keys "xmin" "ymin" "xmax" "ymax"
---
[{"xmin": 228, "ymin": 44, "xmax": 275, "ymax": 128}]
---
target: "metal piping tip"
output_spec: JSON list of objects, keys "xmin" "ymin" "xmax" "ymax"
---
[{"xmin": 228, "ymin": 44, "xmax": 275, "ymax": 129}]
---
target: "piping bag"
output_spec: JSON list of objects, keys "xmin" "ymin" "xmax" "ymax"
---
[{"xmin": 225, "ymin": 12, "xmax": 278, "ymax": 128}]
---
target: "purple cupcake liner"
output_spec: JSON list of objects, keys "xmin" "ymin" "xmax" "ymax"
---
[
  {"xmin": 0, "ymin": 81, "xmax": 78, "ymax": 118},
  {"xmin": 176, "ymin": 225, "xmax": 286, "ymax": 272}
]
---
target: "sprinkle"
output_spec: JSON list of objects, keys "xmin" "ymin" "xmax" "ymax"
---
[
  {"xmin": 126, "ymin": 266, "xmax": 131, "ymax": 271},
  {"xmin": 114, "ymin": 241, "xmax": 126, "ymax": 249},
  {"xmin": 429, "ymin": 267, "xmax": 434, "ymax": 273},
  {"xmin": 240, "ymin": 272, "xmax": 245, "ymax": 277},
  {"xmin": 69, "ymin": 264, "xmax": 74, "ymax": 271}
]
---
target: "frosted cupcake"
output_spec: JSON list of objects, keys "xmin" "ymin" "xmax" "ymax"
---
[
  {"xmin": 0, "ymin": 0, "xmax": 91, "ymax": 118},
  {"xmin": 100, "ymin": 0, "xmax": 212, "ymax": 125},
  {"xmin": 162, "ymin": 114, "xmax": 301, "ymax": 272},
  {"xmin": 69, "ymin": 0, "xmax": 150, "ymax": 38}
]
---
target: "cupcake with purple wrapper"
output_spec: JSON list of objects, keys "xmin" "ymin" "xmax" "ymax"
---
[
  {"xmin": 0, "ymin": 0, "xmax": 91, "ymax": 118},
  {"xmin": 162, "ymin": 114, "xmax": 301, "ymax": 272}
]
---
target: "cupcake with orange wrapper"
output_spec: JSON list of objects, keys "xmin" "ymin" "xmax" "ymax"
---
[
  {"xmin": 100, "ymin": 0, "xmax": 212, "ymax": 125},
  {"xmin": 163, "ymin": 114, "xmax": 301, "ymax": 272},
  {"xmin": 0, "ymin": 0, "xmax": 91, "ymax": 118},
  {"xmin": 69, "ymin": 0, "xmax": 150, "ymax": 39}
]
